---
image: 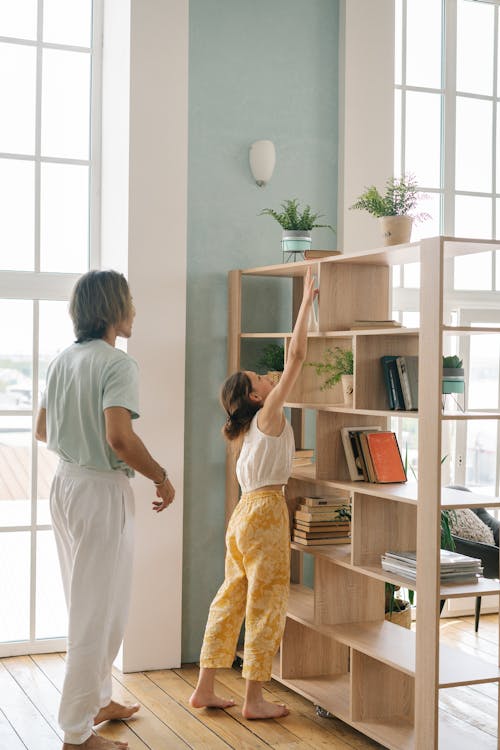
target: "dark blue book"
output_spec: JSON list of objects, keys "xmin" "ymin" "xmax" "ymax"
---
[{"xmin": 380, "ymin": 356, "xmax": 405, "ymax": 410}]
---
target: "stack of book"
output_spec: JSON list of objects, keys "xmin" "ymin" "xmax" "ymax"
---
[
  {"xmin": 292, "ymin": 449, "xmax": 314, "ymax": 469},
  {"xmin": 351, "ymin": 319, "xmax": 403, "ymax": 330},
  {"xmin": 341, "ymin": 427, "xmax": 407, "ymax": 483},
  {"xmin": 380, "ymin": 354, "xmax": 418, "ymax": 410},
  {"xmin": 293, "ymin": 496, "xmax": 351, "ymax": 546},
  {"xmin": 381, "ymin": 549, "xmax": 483, "ymax": 584}
]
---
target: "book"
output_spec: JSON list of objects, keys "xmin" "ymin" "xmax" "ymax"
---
[
  {"xmin": 341, "ymin": 425, "xmax": 382, "ymax": 481},
  {"xmin": 296, "ymin": 502, "xmax": 349, "ymax": 514},
  {"xmin": 382, "ymin": 549, "xmax": 483, "ymax": 582},
  {"xmin": 295, "ymin": 509, "xmax": 350, "ymax": 523},
  {"xmin": 293, "ymin": 529, "xmax": 351, "ymax": 539},
  {"xmin": 364, "ymin": 431, "xmax": 407, "ymax": 483},
  {"xmin": 351, "ymin": 319, "xmax": 403, "ymax": 329},
  {"xmin": 359, "ymin": 432, "xmax": 377, "ymax": 483},
  {"xmin": 303, "ymin": 250, "xmax": 342, "ymax": 259},
  {"xmin": 295, "ymin": 522, "xmax": 350, "ymax": 532},
  {"xmin": 300, "ymin": 495, "xmax": 349, "ymax": 507},
  {"xmin": 293, "ymin": 534, "xmax": 351, "ymax": 546},
  {"xmin": 380, "ymin": 355, "xmax": 405, "ymax": 410},
  {"xmin": 396, "ymin": 355, "xmax": 418, "ymax": 410}
]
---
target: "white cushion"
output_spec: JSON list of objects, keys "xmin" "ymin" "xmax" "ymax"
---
[{"xmin": 449, "ymin": 508, "xmax": 495, "ymax": 545}]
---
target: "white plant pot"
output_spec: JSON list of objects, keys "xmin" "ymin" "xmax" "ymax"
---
[
  {"xmin": 379, "ymin": 215, "xmax": 413, "ymax": 246},
  {"xmin": 341, "ymin": 374, "xmax": 353, "ymax": 406}
]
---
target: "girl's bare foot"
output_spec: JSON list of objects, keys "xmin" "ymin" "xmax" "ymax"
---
[
  {"xmin": 242, "ymin": 698, "xmax": 289, "ymax": 720},
  {"xmin": 63, "ymin": 732, "xmax": 128, "ymax": 749},
  {"xmin": 94, "ymin": 700, "xmax": 140, "ymax": 725},
  {"xmin": 189, "ymin": 688, "xmax": 236, "ymax": 709}
]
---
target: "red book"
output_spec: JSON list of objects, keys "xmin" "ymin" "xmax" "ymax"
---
[{"xmin": 365, "ymin": 431, "xmax": 407, "ymax": 483}]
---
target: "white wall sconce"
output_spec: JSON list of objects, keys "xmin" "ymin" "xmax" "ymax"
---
[{"xmin": 249, "ymin": 140, "xmax": 276, "ymax": 187}]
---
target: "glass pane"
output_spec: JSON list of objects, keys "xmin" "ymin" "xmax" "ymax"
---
[
  {"xmin": 0, "ymin": 531, "xmax": 30, "ymax": 642},
  {"xmin": 455, "ymin": 195, "xmax": 492, "ymax": 240},
  {"xmin": 454, "ymin": 250, "xmax": 492, "ymax": 290},
  {"xmin": 43, "ymin": 0, "xmax": 92, "ymax": 47},
  {"xmin": 465, "ymin": 420, "xmax": 497, "ymax": 494},
  {"xmin": 40, "ymin": 163, "xmax": 89, "ymax": 273},
  {"xmin": 457, "ymin": 0, "xmax": 494, "ymax": 96},
  {"xmin": 406, "ymin": 0, "xmax": 442, "ymax": 89},
  {"xmin": 405, "ymin": 91, "xmax": 441, "ymax": 188},
  {"xmin": 0, "ymin": 299, "xmax": 33, "ymax": 410},
  {"xmin": 403, "ymin": 262, "xmax": 420, "ymax": 289},
  {"xmin": 37, "ymin": 301, "xmax": 74, "ymax": 524},
  {"xmin": 36, "ymin": 530, "xmax": 67, "ymax": 638},
  {"xmin": 395, "ymin": 0, "xmax": 402, "ymax": 86},
  {"xmin": 497, "ymin": 250, "xmax": 500, "ymax": 289},
  {"xmin": 456, "ymin": 97, "xmax": 492, "ymax": 193},
  {"xmin": 394, "ymin": 89, "xmax": 402, "ymax": 177},
  {"xmin": 0, "ymin": 0, "xmax": 37, "ymax": 39},
  {"xmin": 402, "ymin": 311, "xmax": 419, "ymax": 327},
  {"xmin": 41, "ymin": 49, "xmax": 91, "ymax": 160},
  {"xmin": 392, "ymin": 266, "xmax": 401, "ymax": 288},
  {"xmin": 468, "ymin": 334, "xmax": 499, "ymax": 410},
  {"xmin": 411, "ymin": 192, "xmax": 441, "ymax": 241},
  {"xmin": 0, "ymin": 416, "xmax": 32, "ymax": 527},
  {"xmin": 0, "ymin": 43, "xmax": 36, "ymax": 154},
  {"xmin": 0, "ymin": 159, "xmax": 35, "ymax": 271}
]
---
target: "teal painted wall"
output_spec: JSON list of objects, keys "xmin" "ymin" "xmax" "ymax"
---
[{"xmin": 183, "ymin": 0, "xmax": 339, "ymax": 661}]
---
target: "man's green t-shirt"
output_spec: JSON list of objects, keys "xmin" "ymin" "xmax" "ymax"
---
[{"xmin": 41, "ymin": 339, "xmax": 140, "ymax": 476}]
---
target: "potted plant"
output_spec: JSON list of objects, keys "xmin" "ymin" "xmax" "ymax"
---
[
  {"xmin": 260, "ymin": 198, "xmax": 335, "ymax": 257},
  {"xmin": 257, "ymin": 343, "xmax": 284, "ymax": 384},
  {"xmin": 350, "ymin": 174, "xmax": 429, "ymax": 246},
  {"xmin": 306, "ymin": 347, "xmax": 354, "ymax": 405}
]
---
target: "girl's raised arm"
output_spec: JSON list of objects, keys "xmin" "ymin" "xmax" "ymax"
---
[{"xmin": 259, "ymin": 266, "xmax": 318, "ymax": 432}]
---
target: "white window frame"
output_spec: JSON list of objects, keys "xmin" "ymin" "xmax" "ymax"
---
[{"xmin": 0, "ymin": 0, "xmax": 103, "ymax": 657}]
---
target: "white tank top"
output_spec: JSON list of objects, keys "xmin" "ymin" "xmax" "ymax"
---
[{"xmin": 236, "ymin": 412, "xmax": 295, "ymax": 494}]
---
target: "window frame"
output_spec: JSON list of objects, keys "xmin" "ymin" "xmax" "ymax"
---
[{"xmin": 0, "ymin": 0, "xmax": 103, "ymax": 656}]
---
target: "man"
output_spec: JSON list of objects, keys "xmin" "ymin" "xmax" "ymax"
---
[{"xmin": 36, "ymin": 270, "xmax": 175, "ymax": 750}]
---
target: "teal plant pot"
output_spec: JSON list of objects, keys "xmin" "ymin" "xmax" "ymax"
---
[
  {"xmin": 281, "ymin": 231, "xmax": 312, "ymax": 254},
  {"xmin": 442, "ymin": 368, "xmax": 465, "ymax": 394}
]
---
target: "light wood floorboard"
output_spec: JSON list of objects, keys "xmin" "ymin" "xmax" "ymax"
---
[{"xmin": 0, "ymin": 614, "xmax": 496, "ymax": 749}]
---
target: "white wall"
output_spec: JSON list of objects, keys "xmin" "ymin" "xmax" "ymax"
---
[
  {"xmin": 101, "ymin": 0, "xmax": 189, "ymax": 672},
  {"xmin": 338, "ymin": 0, "xmax": 394, "ymax": 253}
]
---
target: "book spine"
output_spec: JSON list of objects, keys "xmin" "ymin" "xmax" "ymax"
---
[{"xmin": 396, "ymin": 356, "xmax": 413, "ymax": 410}]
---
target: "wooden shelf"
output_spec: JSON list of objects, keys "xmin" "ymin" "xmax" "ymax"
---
[{"xmin": 229, "ymin": 238, "xmax": 500, "ymax": 749}]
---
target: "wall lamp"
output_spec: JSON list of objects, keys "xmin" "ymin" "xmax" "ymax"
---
[{"xmin": 249, "ymin": 140, "xmax": 276, "ymax": 187}]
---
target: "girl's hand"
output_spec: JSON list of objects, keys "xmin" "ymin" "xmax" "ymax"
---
[{"xmin": 302, "ymin": 266, "xmax": 318, "ymax": 306}]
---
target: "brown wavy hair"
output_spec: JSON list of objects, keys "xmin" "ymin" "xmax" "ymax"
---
[
  {"xmin": 220, "ymin": 371, "xmax": 260, "ymax": 442},
  {"xmin": 69, "ymin": 270, "xmax": 133, "ymax": 342}
]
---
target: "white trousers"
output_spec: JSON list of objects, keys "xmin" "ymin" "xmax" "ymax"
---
[{"xmin": 50, "ymin": 461, "xmax": 135, "ymax": 745}]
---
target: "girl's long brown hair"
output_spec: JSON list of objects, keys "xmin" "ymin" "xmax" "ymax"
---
[{"xmin": 220, "ymin": 371, "xmax": 260, "ymax": 442}]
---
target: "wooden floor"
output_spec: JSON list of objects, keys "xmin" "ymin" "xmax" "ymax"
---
[{"xmin": 0, "ymin": 614, "xmax": 497, "ymax": 749}]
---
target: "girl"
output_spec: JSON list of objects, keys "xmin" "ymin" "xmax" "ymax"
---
[{"xmin": 190, "ymin": 266, "xmax": 317, "ymax": 719}]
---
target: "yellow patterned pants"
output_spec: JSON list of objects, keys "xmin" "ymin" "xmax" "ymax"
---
[{"xmin": 200, "ymin": 488, "xmax": 290, "ymax": 682}]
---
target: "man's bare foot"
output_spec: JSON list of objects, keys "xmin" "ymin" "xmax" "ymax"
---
[
  {"xmin": 242, "ymin": 699, "xmax": 289, "ymax": 720},
  {"xmin": 62, "ymin": 732, "xmax": 128, "ymax": 749},
  {"xmin": 189, "ymin": 688, "xmax": 236, "ymax": 709},
  {"xmin": 94, "ymin": 701, "xmax": 140, "ymax": 725}
]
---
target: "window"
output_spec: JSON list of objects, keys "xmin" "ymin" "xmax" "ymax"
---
[
  {"xmin": 394, "ymin": 0, "xmax": 500, "ymax": 498},
  {"xmin": 0, "ymin": 0, "xmax": 102, "ymax": 654}
]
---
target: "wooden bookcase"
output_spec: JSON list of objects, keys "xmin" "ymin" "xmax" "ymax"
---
[{"xmin": 226, "ymin": 237, "xmax": 500, "ymax": 750}]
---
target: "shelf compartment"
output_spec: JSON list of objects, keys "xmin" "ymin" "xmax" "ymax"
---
[
  {"xmin": 272, "ymin": 669, "xmax": 351, "ymax": 722},
  {"xmin": 281, "ymin": 617, "xmax": 349, "ymax": 680},
  {"xmin": 315, "ymin": 411, "xmax": 388, "ymax": 482},
  {"xmin": 351, "ymin": 493, "xmax": 416, "ymax": 568},
  {"xmin": 351, "ymin": 649, "xmax": 414, "ymax": 726},
  {"xmin": 318, "ymin": 261, "xmax": 390, "ymax": 331},
  {"xmin": 288, "ymin": 337, "xmax": 354, "ymax": 406},
  {"xmin": 355, "ymin": 332, "xmax": 419, "ymax": 411},
  {"xmin": 315, "ymin": 558, "xmax": 384, "ymax": 625}
]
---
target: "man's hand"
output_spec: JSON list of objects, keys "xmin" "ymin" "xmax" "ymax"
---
[{"xmin": 153, "ymin": 478, "xmax": 175, "ymax": 512}]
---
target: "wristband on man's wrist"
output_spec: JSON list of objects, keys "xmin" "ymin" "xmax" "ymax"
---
[{"xmin": 153, "ymin": 467, "xmax": 168, "ymax": 486}]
